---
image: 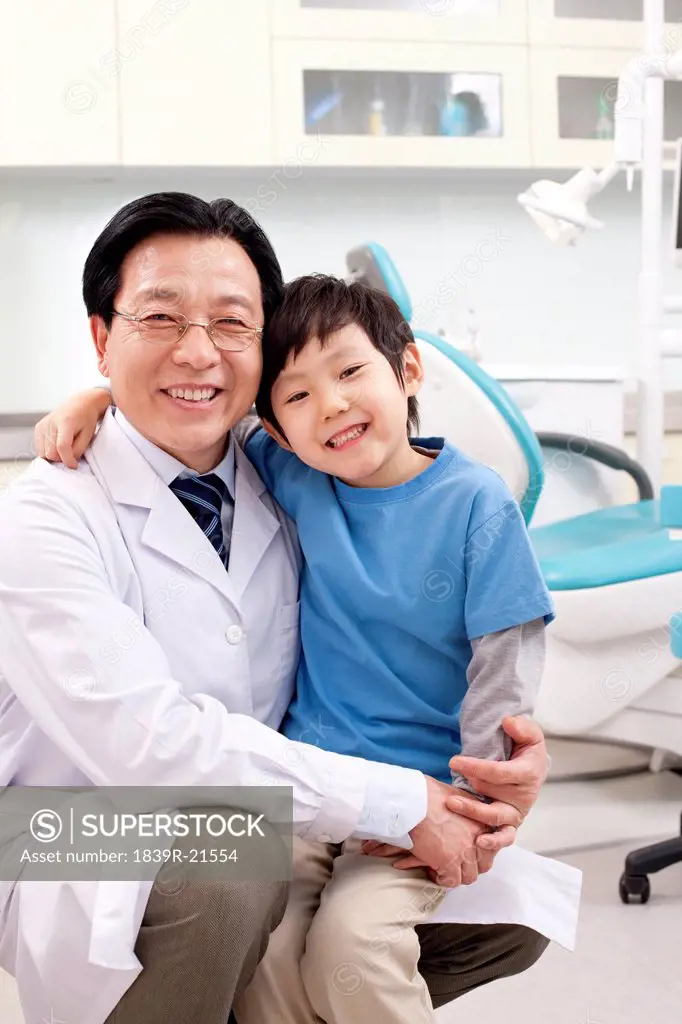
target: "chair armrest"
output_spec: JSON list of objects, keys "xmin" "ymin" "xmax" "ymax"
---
[{"xmin": 536, "ymin": 432, "xmax": 654, "ymax": 502}]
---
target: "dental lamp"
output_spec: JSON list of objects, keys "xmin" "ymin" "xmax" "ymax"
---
[
  {"xmin": 518, "ymin": 0, "xmax": 682, "ymax": 493},
  {"xmin": 519, "ymin": 28, "xmax": 682, "ymax": 246},
  {"xmin": 518, "ymin": 166, "xmax": 619, "ymax": 246}
]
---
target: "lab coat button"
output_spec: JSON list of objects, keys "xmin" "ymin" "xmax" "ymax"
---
[{"xmin": 225, "ymin": 625, "xmax": 243, "ymax": 645}]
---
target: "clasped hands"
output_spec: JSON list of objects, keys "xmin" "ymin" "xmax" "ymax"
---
[{"xmin": 362, "ymin": 715, "xmax": 547, "ymax": 888}]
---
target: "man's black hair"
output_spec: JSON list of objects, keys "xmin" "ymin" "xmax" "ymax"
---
[{"xmin": 82, "ymin": 191, "xmax": 284, "ymax": 327}]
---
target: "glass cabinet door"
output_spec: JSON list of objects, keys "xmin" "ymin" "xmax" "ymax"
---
[
  {"xmin": 272, "ymin": 0, "xmax": 527, "ymax": 44},
  {"xmin": 555, "ymin": 0, "xmax": 682, "ymax": 19},
  {"xmin": 300, "ymin": 0, "xmax": 499, "ymax": 11},
  {"xmin": 557, "ymin": 76, "xmax": 682, "ymax": 143},
  {"xmin": 530, "ymin": 0, "xmax": 682, "ymax": 47},
  {"xmin": 555, "ymin": 1, "xmax": 640, "ymax": 18},
  {"xmin": 303, "ymin": 69, "xmax": 502, "ymax": 138},
  {"xmin": 272, "ymin": 39, "xmax": 530, "ymax": 166}
]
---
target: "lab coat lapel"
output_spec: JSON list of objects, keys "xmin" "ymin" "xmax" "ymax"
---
[
  {"xmin": 142, "ymin": 489, "xmax": 239, "ymax": 606},
  {"xmin": 228, "ymin": 441, "xmax": 280, "ymax": 600},
  {"xmin": 87, "ymin": 412, "xmax": 239, "ymax": 608}
]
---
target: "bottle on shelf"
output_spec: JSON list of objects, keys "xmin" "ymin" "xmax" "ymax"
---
[
  {"xmin": 595, "ymin": 94, "xmax": 615, "ymax": 140},
  {"xmin": 368, "ymin": 98, "xmax": 387, "ymax": 136}
]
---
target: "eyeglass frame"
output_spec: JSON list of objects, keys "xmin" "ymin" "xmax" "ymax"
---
[{"xmin": 111, "ymin": 308, "xmax": 264, "ymax": 351}]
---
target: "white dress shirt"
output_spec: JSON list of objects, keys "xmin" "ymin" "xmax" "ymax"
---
[{"xmin": 116, "ymin": 409, "xmax": 237, "ymax": 554}]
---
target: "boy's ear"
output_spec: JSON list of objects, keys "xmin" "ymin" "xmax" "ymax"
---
[
  {"xmin": 403, "ymin": 342, "xmax": 425, "ymax": 397},
  {"xmin": 90, "ymin": 315, "xmax": 111, "ymax": 377},
  {"xmin": 262, "ymin": 419, "xmax": 293, "ymax": 452}
]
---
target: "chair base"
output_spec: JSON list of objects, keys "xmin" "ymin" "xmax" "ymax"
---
[{"xmin": 619, "ymin": 814, "xmax": 682, "ymax": 904}]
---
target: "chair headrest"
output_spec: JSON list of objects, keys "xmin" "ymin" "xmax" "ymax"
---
[{"xmin": 346, "ymin": 242, "xmax": 413, "ymax": 322}]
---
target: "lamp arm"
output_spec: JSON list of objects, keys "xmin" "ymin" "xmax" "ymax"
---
[
  {"xmin": 596, "ymin": 164, "xmax": 621, "ymax": 189},
  {"xmin": 615, "ymin": 48, "xmax": 682, "ymax": 177}
]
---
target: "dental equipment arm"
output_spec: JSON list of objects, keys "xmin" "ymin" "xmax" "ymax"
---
[{"xmin": 519, "ymin": 45, "xmax": 682, "ymax": 243}]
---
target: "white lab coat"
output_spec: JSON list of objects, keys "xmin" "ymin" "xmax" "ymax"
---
[{"xmin": 0, "ymin": 412, "xmax": 581, "ymax": 1024}]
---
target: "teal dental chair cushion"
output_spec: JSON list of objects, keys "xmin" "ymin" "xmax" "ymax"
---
[{"xmin": 530, "ymin": 500, "xmax": 682, "ymax": 590}]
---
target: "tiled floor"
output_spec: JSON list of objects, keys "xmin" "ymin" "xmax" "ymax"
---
[{"xmin": 440, "ymin": 834, "xmax": 682, "ymax": 1024}]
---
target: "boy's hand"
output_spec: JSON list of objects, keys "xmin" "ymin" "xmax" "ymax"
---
[
  {"xmin": 34, "ymin": 388, "xmax": 113, "ymax": 468},
  {"xmin": 443, "ymin": 790, "xmax": 521, "ymax": 873}
]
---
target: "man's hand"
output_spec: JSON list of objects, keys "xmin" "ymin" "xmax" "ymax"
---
[
  {"xmin": 363, "ymin": 717, "xmax": 547, "ymax": 883},
  {"xmin": 447, "ymin": 715, "xmax": 548, "ymax": 855},
  {"xmin": 363, "ymin": 777, "xmax": 487, "ymax": 887},
  {"xmin": 34, "ymin": 388, "xmax": 113, "ymax": 469}
]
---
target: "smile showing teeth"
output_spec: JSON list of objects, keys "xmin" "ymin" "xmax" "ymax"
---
[
  {"xmin": 327, "ymin": 424, "xmax": 367, "ymax": 448},
  {"xmin": 166, "ymin": 387, "xmax": 217, "ymax": 402}
]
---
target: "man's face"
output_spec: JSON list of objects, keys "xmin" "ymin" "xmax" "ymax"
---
[{"xmin": 92, "ymin": 233, "xmax": 264, "ymax": 472}]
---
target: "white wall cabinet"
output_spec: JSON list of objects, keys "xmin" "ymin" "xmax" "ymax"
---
[
  {"xmin": 530, "ymin": 46, "xmax": 682, "ymax": 168},
  {"xmin": 1, "ymin": 2, "xmax": 678, "ymax": 172},
  {"xmin": 272, "ymin": 39, "xmax": 531, "ymax": 167},
  {"xmin": 530, "ymin": 47, "xmax": 635, "ymax": 169},
  {"xmin": 0, "ymin": 1, "xmax": 119, "ymax": 166},
  {"xmin": 117, "ymin": 0, "xmax": 273, "ymax": 166},
  {"xmin": 271, "ymin": 0, "xmax": 527, "ymax": 45}
]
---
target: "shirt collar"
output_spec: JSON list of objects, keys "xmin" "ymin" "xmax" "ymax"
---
[{"xmin": 114, "ymin": 408, "xmax": 236, "ymax": 498}]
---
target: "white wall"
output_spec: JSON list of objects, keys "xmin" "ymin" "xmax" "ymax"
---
[{"xmin": 1, "ymin": 169, "xmax": 681, "ymax": 414}]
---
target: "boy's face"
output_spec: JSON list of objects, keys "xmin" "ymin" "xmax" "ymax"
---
[{"xmin": 268, "ymin": 322, "xmax": 423, "ymax": 485}]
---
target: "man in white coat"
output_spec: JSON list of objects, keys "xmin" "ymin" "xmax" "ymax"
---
[{"xmin": 0, "ymin": 193, "xmax": 558, "ymax": 1024}]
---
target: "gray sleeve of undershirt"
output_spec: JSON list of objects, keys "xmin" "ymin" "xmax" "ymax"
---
[
  {"xmin": 451, "ymin": 618, "xmax": 546, "ymax": 797},
  {"xmin": 232, "ymin": 408, "xmax": 261, "ymax": 448}
]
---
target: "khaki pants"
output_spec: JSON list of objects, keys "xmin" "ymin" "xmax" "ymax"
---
[{"xmin": 234, "ymin": 835, "xmax": 448, "ymax": 1024}]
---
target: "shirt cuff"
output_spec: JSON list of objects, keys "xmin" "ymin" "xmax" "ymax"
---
[{"xmin": 353, "ymin": 762, "xmax": 427, "ymax": 850}]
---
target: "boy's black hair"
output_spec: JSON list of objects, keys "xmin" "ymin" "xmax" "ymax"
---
[
  {"xmin": 256, "ymin": 274, "xmax": 420, "ymax": 437},
  {"xmin": 82, "ymin": 192, "xmax": 284, "ymax": 328}
]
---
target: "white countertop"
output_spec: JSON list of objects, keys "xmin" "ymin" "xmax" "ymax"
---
[{"xmin": 481, "ymin": 363, "xmax": 629, "ymax": 383}]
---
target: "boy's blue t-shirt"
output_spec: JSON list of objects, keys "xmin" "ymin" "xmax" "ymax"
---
[{"xmin": 245, "ymin": 429, "xmax": 554, "ymax": 783}]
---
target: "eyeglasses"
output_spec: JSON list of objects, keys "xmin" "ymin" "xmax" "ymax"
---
[{"xmin": 112, "ymin": 309, "xmax": 263, "ymax": 352}]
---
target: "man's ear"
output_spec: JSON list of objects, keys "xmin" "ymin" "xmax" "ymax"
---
[
  {"xmin": 90, "ymin": 315, "xmax": 111, "ymax": 377},
  {"xmin": 262, "ymin": 418, "xmax": 293, "ymax": 452},
  {"xmin": 403, "ymin": 342, "xmax": 425, "ymax": 398}
]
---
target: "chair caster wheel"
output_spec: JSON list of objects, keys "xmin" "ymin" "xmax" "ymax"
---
[{"xmin": 619, "ymin": 873, "xmax": 650, "ymax": 904}]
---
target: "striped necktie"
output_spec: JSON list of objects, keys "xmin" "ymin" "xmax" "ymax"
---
[{"xmin": 169, "ymin": 473, "xmax": 232, "ymax": 570}]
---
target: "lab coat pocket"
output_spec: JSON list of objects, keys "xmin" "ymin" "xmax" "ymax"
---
[{"xmin": 277, "ymin": 601, "xmax": 301, "ymax": 684}]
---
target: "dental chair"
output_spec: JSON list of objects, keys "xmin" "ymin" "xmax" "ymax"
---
[{"xmin": 347, "ymin": 242, "xmax": 682, "ymax": 903}]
